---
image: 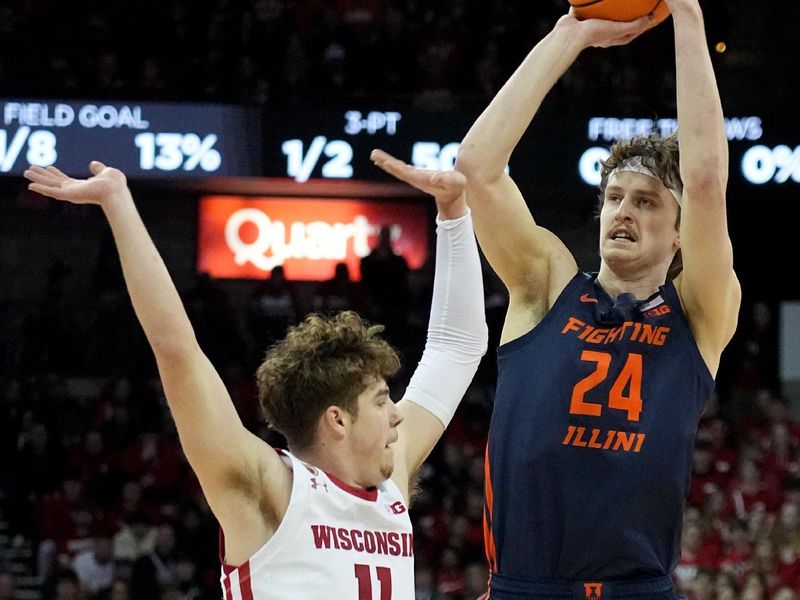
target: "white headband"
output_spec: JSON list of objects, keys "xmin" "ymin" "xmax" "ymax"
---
[{"xmin": 608, "ymin": 156, "xmax": 683, "ymax": 206}]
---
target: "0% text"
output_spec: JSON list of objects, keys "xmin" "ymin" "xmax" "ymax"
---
[{"xmin": 741, "ymin": 145, "xmax": 800, "ymax": 185}]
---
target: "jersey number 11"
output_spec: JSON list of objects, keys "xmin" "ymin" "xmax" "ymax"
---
[{"xmin": 354, "ymin": 564, "xmax": 392, "ymax": 600}]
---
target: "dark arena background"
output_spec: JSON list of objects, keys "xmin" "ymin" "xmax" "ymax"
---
[{"xmin": 1, "ymin": 1, "xmax": 799, "ymax": 598}]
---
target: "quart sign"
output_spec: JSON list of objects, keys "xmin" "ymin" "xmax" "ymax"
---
[{"xmin": 197, "ymin": 196, "xmax": 429, "ymax": 280}]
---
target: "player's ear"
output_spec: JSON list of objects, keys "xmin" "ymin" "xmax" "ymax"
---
[{"xmin": 322, "ymin": 405, "xmax": 348, "ymax": 439}]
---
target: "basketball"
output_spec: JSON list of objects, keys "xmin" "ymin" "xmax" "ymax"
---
[{"xmin": 569, "ymin": 0, "xmax": 671, "ymax": 26}]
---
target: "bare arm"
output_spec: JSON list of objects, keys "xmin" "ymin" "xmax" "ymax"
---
[
  {"xmin": 370, "ymin": 150, "xmax": 487, "ymax": 501},
  {"xmin": 24, "ymin": 163, "xmax": 290, "ymax": 560},
  {"xmin": 667, "ymin": 0, "xmax": 741, "ymax": 374},
  {"xmin": 456, "ymin": 15, "xmax": 653, "ymax": 317}
]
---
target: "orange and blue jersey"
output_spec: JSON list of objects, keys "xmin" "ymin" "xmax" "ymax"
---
[{"xmin": 484, "ymin": 272, "xmax": 713, "ymax": 597}]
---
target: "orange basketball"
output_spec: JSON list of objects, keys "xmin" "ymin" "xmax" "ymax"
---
[{"xmin": 570, "ymin": 0, "xmax": 671, "ymax": 27}]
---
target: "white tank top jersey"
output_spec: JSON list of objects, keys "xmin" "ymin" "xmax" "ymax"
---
[{"xmin": 219, "ymin": 450, "xmax": 414, "ymax": 600}]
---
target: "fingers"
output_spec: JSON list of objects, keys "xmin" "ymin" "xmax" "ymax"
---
[
  {"xmin": 369, "ymin": 149, "xmax": 392, "ymax": 164},
  {"xmin": 46, "ymin": 165, "xmax": 69, "ymax": 179},
  {"xmin": 370, "ymin": 148, "xmax": 466, "ymax": 201},
  {"xmin": 596, "ymin": 22, "xmax": 651, "ymax": 47},
  {"xmin": 370, "ymin": 149, "xmax": 415, "ymax": 181},
  {"xmin": 23, "ymin": 167, "xmax": 64, "ymax": 187},
  {"xmin": 631, "ymin": 14, "xmax": 654, "ymax": 28},
  {"xmin": 586, "ymin": 13, "xmax": 654, "ymax": 47},
  {"xmin": 370, "ymin": 148, "xmax": 438, "ymax": 191},
  {"xmin": 27, "ymin": 182, "xmax": 73, "ymax": 201},
  {"xmin": 90, "ymin": 161, "xmax": 106, "ymax": 175}
]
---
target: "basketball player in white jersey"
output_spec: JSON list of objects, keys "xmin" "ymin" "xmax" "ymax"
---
[{"xmin": 24, "ymin": 149, "xmax": 487, "ymax": 599}]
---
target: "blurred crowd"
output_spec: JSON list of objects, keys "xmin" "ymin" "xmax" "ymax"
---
[{"xmin": 0, "ymin": 0, "xmax": 785, "ymax": 112}]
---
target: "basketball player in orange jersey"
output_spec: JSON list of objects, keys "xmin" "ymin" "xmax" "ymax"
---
[
  {"xmin": 24, "ymin": 149, "xmax": 487, "ymax": 600},
  {"xmin": 455, "ymin": 1, "xmax": 740, "ymax": 598}
]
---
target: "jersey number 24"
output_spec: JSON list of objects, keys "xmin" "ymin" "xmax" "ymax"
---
[{"xmin": 569, "ymin": 350, "xmax": 643, "ymax": 422}]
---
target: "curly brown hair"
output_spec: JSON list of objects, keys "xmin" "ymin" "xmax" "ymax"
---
[
  {"xmin": 599, "ymin": 132, "xmax": 683, "ymax": 197},
  {"xmin": 255, "ymin": 311, "xmax": 400, "ymax": 449},
  {"xmin": 597, "ymin": 133, "xmax": 684, "ymax": 280}
]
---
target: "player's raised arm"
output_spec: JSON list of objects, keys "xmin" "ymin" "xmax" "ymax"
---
[
  {"xmin": 24, "ymin": 163, "xmax": 290, "ymax": 559},
  {"xmin": 370, "ymin": 150, "xmax": 487, "ymax": 501},
  {"xmin": 667, "ymin": 0, "xmax": 741, "ymax": 373},
  {"xmin": 455, "ymin": 15, "xmax": 653, "ymax": 305}
]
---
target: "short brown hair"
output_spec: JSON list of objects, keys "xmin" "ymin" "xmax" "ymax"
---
[
  {"xmin": 255, "ymin": 311, "xmax": 400, "ymax": 449},
  {"xmin": 598, "ymin": 132, "xmax": 683, "ymax": 280}
]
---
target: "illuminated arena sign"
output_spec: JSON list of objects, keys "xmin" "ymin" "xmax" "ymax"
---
[{"xmin": 197, "ymin": 196, "xmax": 429, "ymax": 280}]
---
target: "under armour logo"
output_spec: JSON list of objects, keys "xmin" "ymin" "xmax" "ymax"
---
[
  {"xmin": 584, "ymin": 583, "xmax": 602, "ymax": 600},
  {"xmin": 310, "ymin": 477, "xmax": 328, "ymax": 492}
]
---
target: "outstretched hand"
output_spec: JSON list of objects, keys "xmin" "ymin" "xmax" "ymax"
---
[
  {"xmin": 370, "ymin": 149, "xmax": 466, "ymax": 216},
  {"xmin": 559, "ymin": 11, "xmax": 655, "ymax": 49},
  {"xmin": 24, "ymin": 161, "xmax": 128, "ymax": 206}
]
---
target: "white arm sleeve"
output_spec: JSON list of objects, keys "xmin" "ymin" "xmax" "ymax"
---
[{"xmin": 401, "ymin": 208, "xmax": 488, "ymax": 426}]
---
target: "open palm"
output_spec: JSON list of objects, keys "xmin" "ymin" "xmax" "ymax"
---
[
  {"xmin": 24, "ymin": 161, "xmax": 127, "ymax": 205},
  {"xmin": 370, "ymin": 149, "xmax": 466, "ymax": 208}
]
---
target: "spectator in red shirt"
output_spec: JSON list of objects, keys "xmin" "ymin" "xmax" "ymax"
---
[
  {"xmin": 729, "ymin": 457, "xmax": 783, "ymax": 518},
  {"xmin": 690, "ymin": 438, "xmax": 731, "ymax": 507}
]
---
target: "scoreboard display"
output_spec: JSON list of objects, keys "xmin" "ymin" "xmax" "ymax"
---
[
  {"xmin": 0, "ymin": 100, "xmax": 263, "ymax": 178},
  {"xmin": 2, "ymin": 98, "xmax": 798, "ymax": 194},
  {"xmin": 263, "ymin": 107, "xmax": 800, "ymax": 191}
]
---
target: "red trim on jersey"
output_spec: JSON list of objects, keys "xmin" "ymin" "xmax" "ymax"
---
[
  {"xmin": 223, "ymin": 569, "xmax": 233, "ymax": 600},
  {"xmin": 219, "ymin": 529, "xmax": 255, "ymax": 600},
  {"xmin": 483, "ymin": 445, "xmax": 498, "ymax": 574},
  {"xmin": 238, "ymin": 561, "xmax": 255, "ymax": 600},
  {"xmin": 326, "ymin": 471, "xmax": 379, "ymax": 501}
]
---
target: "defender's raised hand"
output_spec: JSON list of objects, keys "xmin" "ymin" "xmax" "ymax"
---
[
  {"xmin": 370, "ymin": 149, "xmax": 466, "ymax": 215},
  {"xmin": 24, "ymin": 161, "xmax": 128, "ymax": 205}
]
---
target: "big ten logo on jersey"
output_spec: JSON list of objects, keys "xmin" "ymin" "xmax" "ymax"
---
[
  {"xmin": 385, "ymin": 501, "xmax": 406, "ymax": 516},
  {"xmin": 643, "ymin": 304, "xmax": 671, "ymax": 319}
]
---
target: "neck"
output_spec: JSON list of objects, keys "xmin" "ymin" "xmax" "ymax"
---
[
  {"xmin": 293, "ymin": 443, "xmax": 364, "ymax": 489},
  {"xmin": 596, "ymin": 264, "xmax": 669, "ymax": 300}
]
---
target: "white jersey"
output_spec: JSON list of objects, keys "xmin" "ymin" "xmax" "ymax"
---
[{"xmin": 220, "ymin": 450, "xmax": 414, "ymax": 600}]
